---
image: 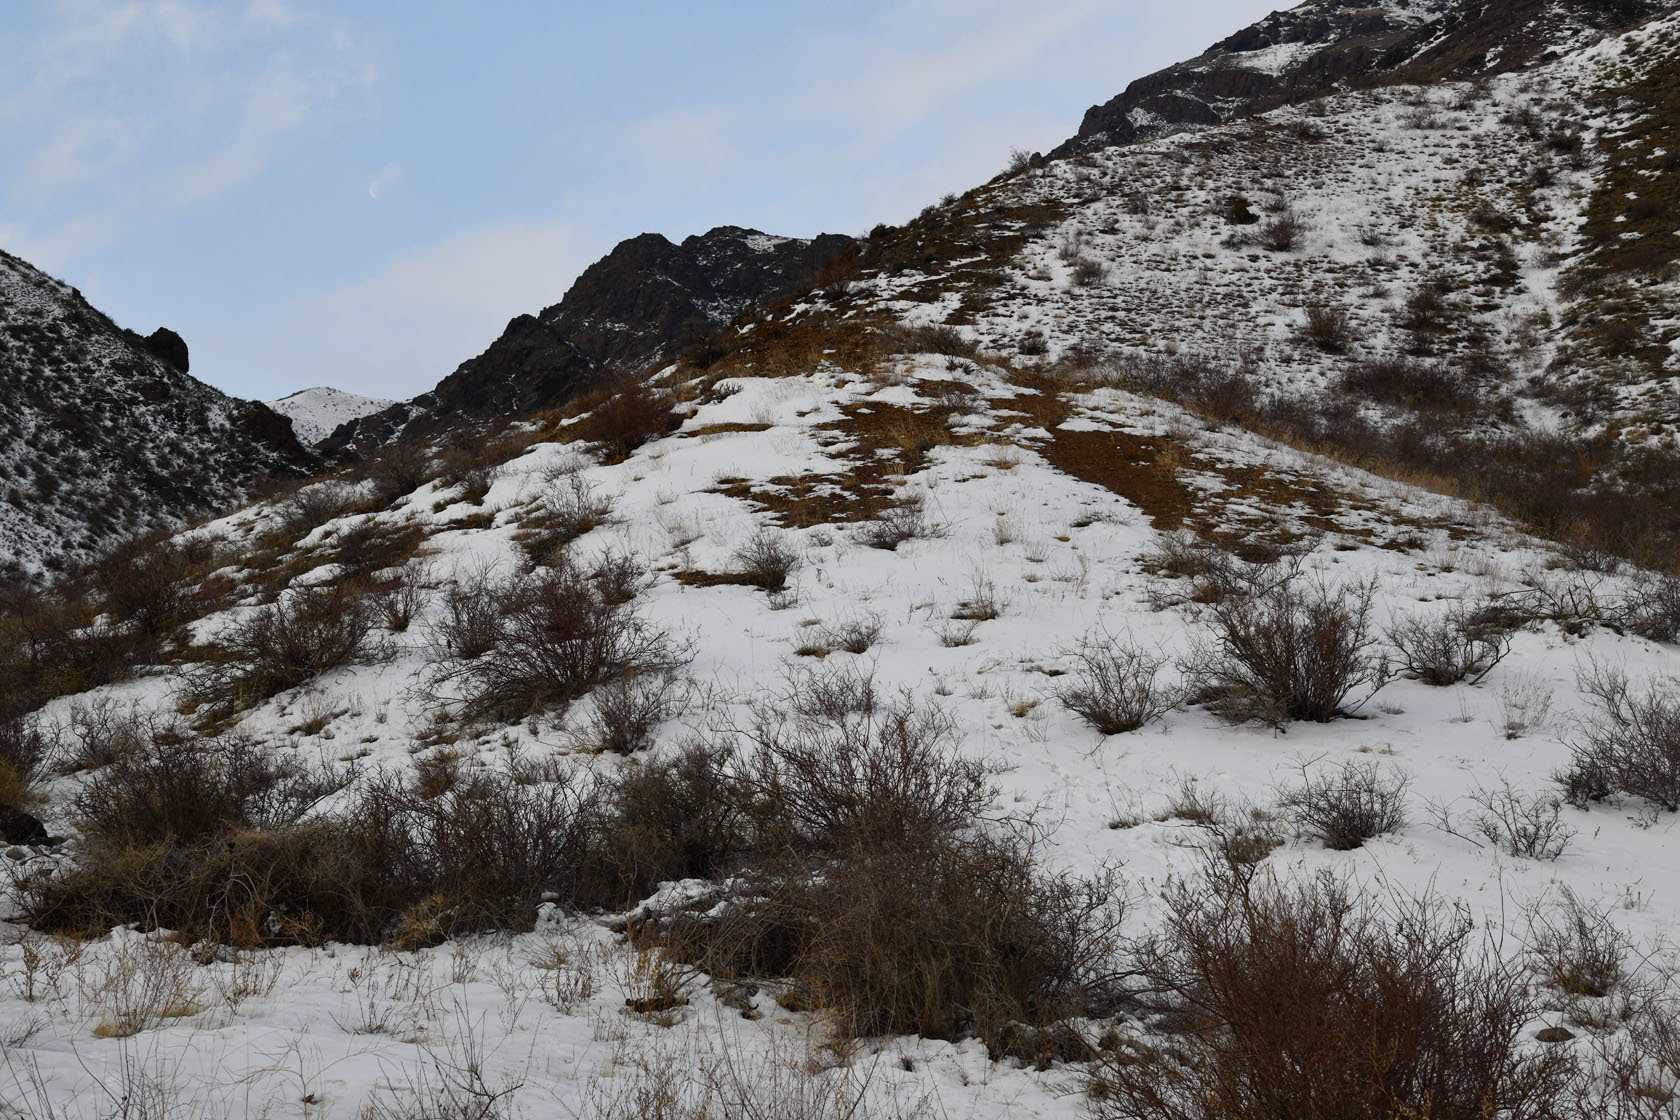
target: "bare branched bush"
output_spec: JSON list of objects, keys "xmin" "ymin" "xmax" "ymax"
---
[
  {"xmin": 1259, "ymin": 210, "xmax": 1303, "ymax": 252},
  {"xmin": 281, "ymin": 481, "xmax": 363, "ymax": 541},
  {"xmin": 1561, "ymin": 661, "xmax": 1680, "ymax": 810},
  {"xmin": 1527, "ymin": 887, "xmax": 1629, "ymax": 998},
  {"xmin": 1468, "ymin": 781, "xmax": 1576, "ymax": 861},
  {"xmin": 570, "ymin": 373, "xmax": 675, "ymax": 463},
  {"xmin": 1499, "ymin": 672, "xmax": 1553, "ymax": 740},
  {"xmin": 1388, "ymin": 601, "xmax": 1515, "ymax": 686},
  {"xmin": 24, "ymin": 732, "xmax": 604, "ymax": 946},
  {"xmin": 1277, "ymin": 757, "xmax": 1409, "ymax": 850},
  {"xmin": 856, "ymin": 492, "xmax": 943, "ymax": 551},
  {"xmin": 359, "ymin": 440, "xmax": 439, "ymax": 506},
  {"xmin": 187, "ymin": 584, "xmax": 381, "ymax": 714},
  {"xmin": 730, "ymin": 530, "xmax": 800, "ymax": 592},
  {"xmin": 1614, "ymin": 575, "xmax": 1680, "ymax": 644},
  {"xmin": 0, "ymin": 713, "xmax": 48, "ymax": 806},
  {"xmin": 1191, "ymin": 570, "xmax": 1390, "ymax": 727},
  {"xmin": 432, "ymin": 563, "xmax": 506, "ymax": 660},
  {"xmin": 595, "ymin": 740, "xmax": 745, "ymax": 906},
  {"xmin": 374, "ymin": 563, "xmax": 430, "ymax": 633},
  {"xmin": 1058, "ymin": 638, "xmax": 1178, "ymax": 735},
  {"xmin": 585, "ymin": 670, "xmax": 689, "ymax": 754},
  {"xmin": 1299, "ymin": 303, "xmax": 1353, "ymax": 353},
  {"xmin": 518, "ymin": 471, "xmax": 613, "ymax": 567},
  {"xmin": 429, "ymin": 559, "xmax": 689, "ymax": 724},
  {"xmin": 648, "ymin": 695, "xmax": 1126, "ymax": 1044},
  {"xmin": 1091, "ymin": 871, "xmax": 1579, "ymax": 1120}
]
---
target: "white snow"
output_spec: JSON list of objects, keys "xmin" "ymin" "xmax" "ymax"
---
[{"xmin": 267, "ymin": 387, "xmax": 396, "ymax": 446}]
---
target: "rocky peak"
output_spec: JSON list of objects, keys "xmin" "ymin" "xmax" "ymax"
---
[
  {"xmin": 323, "ymin": 225, "xmax": 852, "ymax": 453},
  {"xmin": 1052, "ymin": 0, "xmax": 1669, "ymax": 157}
]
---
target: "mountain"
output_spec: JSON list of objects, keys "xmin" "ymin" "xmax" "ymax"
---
[
  {"xmin": 6, "ymin": 8, "xmax": 1680, "ymax": 1116},
  {"xmin": 0, "ymin": 250, "xmax": 316, "ymax": 580},
  {"xmin": 266, "ymin": 386, "xmax": 395, "ymax": 446},
  {"xmin": 1052, "ymin": 0, "xmax": 1670, "ymax": 157},
  {"xmin": 322, "ymin": 225, "xmax": 853, "ymax": 453}
]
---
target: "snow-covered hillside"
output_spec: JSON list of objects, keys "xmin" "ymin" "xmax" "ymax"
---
[
  {"xmin": 4, "ymin": 325, "xmax": 1679, "ymax": 1115},
  {"xmin": 0, "ymin": 252, "xmax": 317, "ymax": 580},
  {"xmin": 267, "ymin": 386, "xmax": 396, "ymax": 446},
  {"xmin": 2, "ymin": 7, "xmax": 1678, "ymax": 1119}
]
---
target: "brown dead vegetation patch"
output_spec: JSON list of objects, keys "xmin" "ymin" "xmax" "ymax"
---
[{"xmin": 1043, "ymin": 429, "xmax": 1193, "ymax": 530}]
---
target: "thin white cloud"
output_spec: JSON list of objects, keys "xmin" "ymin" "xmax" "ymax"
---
[
  {"xmin": 1, "ymin": 0, "xmax": 377, "ymax": 265},
  {"xmin": 197, "ymin": 217, "xmax": 598, "ymax": 401}
]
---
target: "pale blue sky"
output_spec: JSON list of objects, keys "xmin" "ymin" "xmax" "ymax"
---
[{"xmin": 1, "ymin": 1, "xmax": 1280, "ymax": 401}]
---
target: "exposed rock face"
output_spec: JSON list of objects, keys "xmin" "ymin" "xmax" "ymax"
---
[
  {"xmin": 325, "ymin": 226, "xmax": 852, "ymax": 452},
  {"xmin": 1053, "ymin": 0, "xmax": 1670, "ymax": 157},
  {"xmin": 0, "ymin": 250, "xmax": 316, "ymax": 578}
]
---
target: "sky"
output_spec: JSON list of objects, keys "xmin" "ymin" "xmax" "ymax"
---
[{"xmin": 0, "ymin": 0, "xmax": 1282, "ymax": 403}]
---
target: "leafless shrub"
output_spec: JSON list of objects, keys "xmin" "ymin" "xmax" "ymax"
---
[
  {"xmin": 429, "ymin": 559, "xmax": 689, "ymax": 725},
  {"xmin": 1613, "ymin": 575, "xmax": 1680, "ymax": 644},
  {"xmin": 934, "ymin": 618, "xmax": 979, "ymax": 647},
  {"xmin": 856, "ymin": 493, "xmax": 942, "ymax": 550},
  {"xmin": 1468, "ymin": 781, "xmax": 1575, "ymax": 861},
  {"xmin": 281, "ymin": 481, "xmax": 363, "ymax": 541},
  {"xmin": 187, "ymin": 584, "xmax": 381, "ymax": 714},
  {"xmin": 1258, "ymin": 210, "xmax": 1303, "ymax": 252},
  {"xmin": 1090, "ymin": 871, "xmax": 1578, "ymax": 1120},
  {"xmin": 584, "ymin": 670, "xmax": 689, "ymax": 754},
  {"xmin": 1499, "ymin": 672, "xmax": 1554, "ymax": 740},
  {"xmin": 1299, "ymin": 303, "xmax": 1353, "ymax": 353},
  {"xmin": 374, "ymin": 563, "xmax": 430, "ymax": 633},
  {"xmin": 569, "ymin": 373, "xmax": 675, "ymax": 463},
  {"xmin": 83, "ymin": 937, "xmax": 205, "ymax": 1039},
  {"xmin": 1277, "ymin": 757, "xmax": 1409, "ymax": 850},
  {"xmin": 653, "ymin": 695, "xmax": 1126, "ymax": 1044},
  {"xmin": 1561, "ymin": 661, "xmax": 1680, "ymax": 810},
  {"xmin": 782, "ymin": 660, "xmax": 879, "ymax": 725},
  {"xmin": 1190, "ymin": 570, "xmax": 1390, "ymax": 727},
  {"xmin": 360, "ymin": 439, "xmax": 438, "ymax": 506},
  {"xmin": 589, "ymin": 550, "xmax": 650, "ymax": 606},
  {"xmin": 519, "ymin": 471, "xmax": 613, "ymax": 567},
  {"xmin": 322, "ymin": 518, "xmax": 427, "ymax": 579},
  {"xmin": 0, "ymin": 713, "xmax": 48, "ymax": 806},
  {"xmin": 1058, "ymin": 638, "xmax": 1178, "ymax": 735},
  {"xmin": 92, "ymin": 536, "xmax": 201, "ymax": 641},
  {"xmin": 730, "ymin": 529, "xmax": 800, "ymax": 592},
  {"xmin": 595, "ymin": 740, "xmax": 744, "ymax": 906},
  {"xmin": 431, "ymin": 562, "xmax": 506, "ymax": 661},
  {"xmin": 1388, "ymin": 602, "xmax": 1515, "ymax": 685},
  {"xmin": 951, "ymin": 573, "xmax": 1004, "ymax": 621},
  {"xmin": 1527, "ymin": 887, "xmax": 1629, "ymax": 998},
  {"xmin": 817, "ymin": 612, "xmax": 884, "ymax": 656},
  {"xmin": 1070, "ymin": 257, "xmax": 1106, "ymax": 287}
]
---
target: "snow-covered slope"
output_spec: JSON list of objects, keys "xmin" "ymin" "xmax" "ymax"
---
[
  {"xmin": 2, "ymin": 10, "xmax": 1678, "ymax": 1119},
  {"xmin": 0, "ymin": 251, "xmax": 317, "ymax": 580},
  {"xmin": 267, "ymin": 386, "xmax": 395, "ymax": 446},
  {"xmin": 4, "ymin": 337, "xmax": 1678, "ymax": 1115}
]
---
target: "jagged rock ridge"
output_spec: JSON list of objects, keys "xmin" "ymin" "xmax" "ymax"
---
[
  {"xmin": 0, "ymin": 250, "xmax": 316, "ymax": 579},
  {"xmin": 325, "ymin": 225, "xmax": 852, "ymax": 452},
  {"xmin": 1053, "ymin": 0, "xmax": 1670, "ymax": 156}
]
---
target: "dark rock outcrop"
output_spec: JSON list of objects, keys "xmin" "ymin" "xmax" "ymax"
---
[
  {"xmin": 1052, "ymin": 0, "xmax": 1670, "ymax": 157},
  {"xmin": 325, "ymin": 226, "xmax": 852, "ymax": 452},
  {"xmin": 0, "ymin": 803, "xmax": 49, "ymax": 845}
]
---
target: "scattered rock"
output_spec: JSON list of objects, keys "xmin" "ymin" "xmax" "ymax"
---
[
  {"xmin": 0, "ymin": 803, "xmax": 48, "ymax": 845},
  {"xmin": 1536, "ymin": 1026, "xmax": 1577, "ymax": 1044}
]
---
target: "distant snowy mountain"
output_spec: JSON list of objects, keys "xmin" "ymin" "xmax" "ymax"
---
[
  {"xmin": 267, "ymin": 386, "xmax": 395, "ymax": 446},
  {"xmin": 0, "ymin": 250, "xmax": 316, "ymax": 579}
]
